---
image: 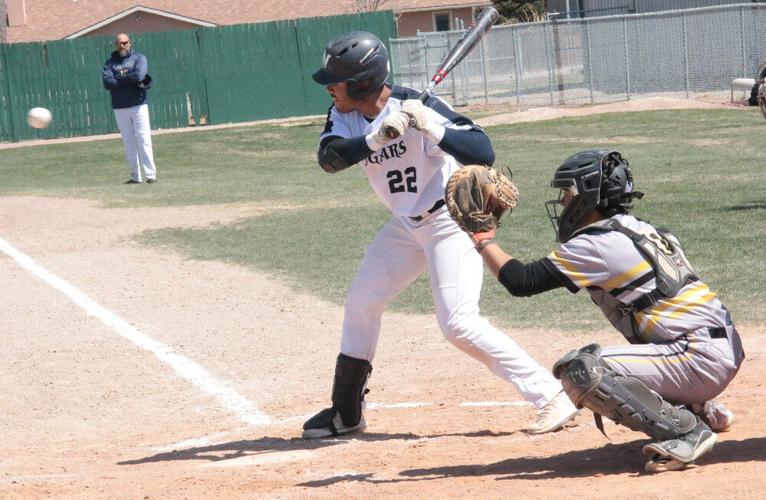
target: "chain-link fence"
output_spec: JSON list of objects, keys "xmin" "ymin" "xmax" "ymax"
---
[{"xmin": 390, "ymin": 3, "xmax": 766, "ymax": 108}]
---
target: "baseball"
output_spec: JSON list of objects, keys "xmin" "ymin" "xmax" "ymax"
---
[{"xmin": 27, "ymin": 107, "xmax": 53, "ymax": 129}]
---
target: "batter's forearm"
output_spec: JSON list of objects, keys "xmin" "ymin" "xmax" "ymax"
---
[{"xmin": 320, "ymin": 136, "xmax": 372, "ymax": 166}]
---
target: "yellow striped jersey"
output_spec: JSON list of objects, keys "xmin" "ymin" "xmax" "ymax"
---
[{"xmin": 544, "ymin": 214, "xmax": 731, "ymax": 343}]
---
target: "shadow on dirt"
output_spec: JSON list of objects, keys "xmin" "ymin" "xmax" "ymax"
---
[
  {"xmin": 117, "ymin": 430, "xmax": 512, "ymax": 466},
  {"xmin": 295, "ymin": 436, "xmax": 766, "ymax": 486}
]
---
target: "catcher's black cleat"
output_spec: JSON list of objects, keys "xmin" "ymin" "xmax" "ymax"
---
[{"xmin": 642, "ymin": 419, "xmax": 717, "ymax": 473}]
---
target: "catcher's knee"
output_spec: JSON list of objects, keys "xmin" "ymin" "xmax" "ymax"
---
[
  {"xmin": 553, "ymin": 343, "xmax": 604, "ymax": 406},
  {"xmin": 330, "ymin": 353, "xmax": 372, "ymax": 427},
  {"xmin": 554, "ymin": 344, "xmax": 696, "ymax": 440}
]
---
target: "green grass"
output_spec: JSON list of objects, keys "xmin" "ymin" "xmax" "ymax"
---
[{"xmin": 2, "ymin": 108, "xmax": 764, "ymax": 330}]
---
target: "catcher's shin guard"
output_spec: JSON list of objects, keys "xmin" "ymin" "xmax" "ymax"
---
[{"xmin": 554, "ymin": 344, "xmax": 696, "ymax": 440}]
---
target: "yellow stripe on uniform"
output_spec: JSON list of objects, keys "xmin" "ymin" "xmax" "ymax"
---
[
  {"xmin": 635, "ymin": 283, "xmax": 715, "ymax": 339},
  {"xmin": 549, "ymin": 250, "xmax": 593, "ymax": 287},
  {"xmin": 601, "ymin": 260, "xmax": 652, "ymax": 290},
  {"xmin": 650, "ymin": 283, "xmax": 715, "ymax": 317},
  {"xmin": 606, "ymin": 333, "xmax": 698, "ymax": 365}
]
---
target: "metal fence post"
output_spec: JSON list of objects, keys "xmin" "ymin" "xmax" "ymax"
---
[
  {"xmin": 585, "ymin": 20, "xmax": 594, "ymax": 104},
  {"xmin": 513, "ymin": 28, "xmax": 522, "ymax": 105},
  {"xmin": 623, "ymin": 17, "xmax": 631, "ymax": 101},
  {"xmin": 682, "ymin": 13, "xmax": 690, "ymax": 98},
  {"xmin": 740, "ymin": 5, "xmax": 747, "ymax": 77},
  {"xmin": 480, "ymin": 35, "xmax": 489, "ymax": 105},
  {"xmin": 421, "ymin": 34, "xmax": 430, "ymax": 91},
  {"xmin": 543, "ymin": 21, "xmax": 555, "ymax": 105}
]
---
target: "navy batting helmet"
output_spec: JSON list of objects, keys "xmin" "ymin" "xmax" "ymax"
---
[
  {"xmin": 545, "ymin": 150, "xmax": 643, "ymax": 242},
  {"xmin": 312, "ymin": 31, "xmax": 389, "ymax": 100}
]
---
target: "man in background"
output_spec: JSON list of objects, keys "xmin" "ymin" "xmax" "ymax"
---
[{"xmin": 102, "ymin": 33, "xmax": 157, "ymax": 184}]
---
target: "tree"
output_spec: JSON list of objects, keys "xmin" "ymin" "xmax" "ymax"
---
[
  {"xmin": 492, "ymin": 1, "xmax": 548, "ymax": 23},
  {"xmin": 355, "ymin": 0, "xmax": 391, "ymax": 13}
]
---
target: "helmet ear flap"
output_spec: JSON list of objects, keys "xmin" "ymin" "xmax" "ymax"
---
[
  {"xmin": 598, "ymin": 151, "xmax": 640, "ymax": 211},
  {"xmin": 346, "ymin": 69, "xmax": 374, "ymax": 100}
]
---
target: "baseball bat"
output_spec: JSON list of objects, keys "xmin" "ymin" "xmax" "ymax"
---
[{"xmin": 385, "ymin": 6, "xmax": 499, "ymax": 139}]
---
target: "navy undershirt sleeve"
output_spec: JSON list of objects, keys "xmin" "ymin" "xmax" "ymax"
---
[
  {"xmin": 439, "ymin": 127, "xmax": 495, "ymax": 166},
  {"xmin": 319, "ymin": 135, "xmax": 372, "ymax": 166}
]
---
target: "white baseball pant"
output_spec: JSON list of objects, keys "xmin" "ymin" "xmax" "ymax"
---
[
  {"xmin": 340, "ymin": 207, "xmax": 564, "ymax": 409},
  {"xmin": 113, "ymin": 103, "xmax": 157, "ymax": 182}
]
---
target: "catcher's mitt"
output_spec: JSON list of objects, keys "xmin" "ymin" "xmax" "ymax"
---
[{"xmin": 445, "ymin": 165, "xmax": 519, "ymax": 234}]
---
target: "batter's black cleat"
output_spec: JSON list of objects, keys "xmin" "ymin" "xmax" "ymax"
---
[
  {"xmin": 124, "ymin": 179, "xmax": 142, "ymax": 184},
  {"xmin": 302, "ymin": 407, "xmax": 366, "ymax": 439},
  {"xmin": 642, "ymin": 419, "xmax": 717, "ymax": 473}
]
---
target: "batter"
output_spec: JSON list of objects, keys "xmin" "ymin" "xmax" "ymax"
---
[{"xmin": 301, "ymin": 31, "xmax": 578, "ymax": 439}]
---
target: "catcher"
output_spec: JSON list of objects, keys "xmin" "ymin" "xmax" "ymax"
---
[{"xmin": 445, "ymin": 152, "xmax": 745, "ymax": 473}]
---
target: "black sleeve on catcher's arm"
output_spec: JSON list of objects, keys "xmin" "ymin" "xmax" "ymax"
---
[
  {"xmin": 317, "ymin": 135, "xmax": 372, "ymax": 173},
  {"xmin": 498, "ymin": 258, "xmax": 568, "ymax": 297}
]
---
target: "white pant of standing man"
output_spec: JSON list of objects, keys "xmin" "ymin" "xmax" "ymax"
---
[{"xmin": 114, "ymin": 103, "xmax": 157, "ymax": 183}]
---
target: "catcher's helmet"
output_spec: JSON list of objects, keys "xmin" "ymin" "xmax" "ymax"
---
[
  {"xmin": 545, "ymin": 150, "xmax": 643, "ymax": 242},
  {"xmin": 312, "ymin": 31, "xmax": 389, "ymax": 100}
]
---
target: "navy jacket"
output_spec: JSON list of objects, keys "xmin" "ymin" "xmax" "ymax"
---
[{"xmin": 102, "ymin": 50, "xmax": 149, "ymax": 109}]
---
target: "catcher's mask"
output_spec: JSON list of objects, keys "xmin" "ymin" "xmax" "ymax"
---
[
  {"xmin": 545, "ymin": 150, "xmax": 643, "ymax": 243},
  {"xmin": 312, "ymin": 31, "xmax": 390, "ymax": 100}
]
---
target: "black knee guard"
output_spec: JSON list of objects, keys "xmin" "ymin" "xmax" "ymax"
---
[
  {"xmin": 554, "ymin": 344, "xmax": 696, "ymax": 440},
  {"xmin": 331, "ymin": 353, "xmax": 372, "ymax": 427}
]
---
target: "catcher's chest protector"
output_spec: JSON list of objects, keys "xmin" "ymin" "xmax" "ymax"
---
[
  {"xmin": 600, "ymin": 219, "xmax": 697, "ymax": 302},
  {"xmin": 579, "ymin": 219, "xmax": 698, "ymax": 343}
]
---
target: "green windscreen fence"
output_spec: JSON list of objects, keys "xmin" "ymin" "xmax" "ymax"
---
[{"xmin": 0, "ymin": 11, "xmax": 396, "ymax": 142}]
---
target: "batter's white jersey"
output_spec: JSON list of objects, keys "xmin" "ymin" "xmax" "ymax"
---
[{"xmin": 320, "ymin": 87, "xmax": 471, "ymax": 217}]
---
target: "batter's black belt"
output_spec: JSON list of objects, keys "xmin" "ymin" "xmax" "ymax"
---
[{"xmin": 410, "ymin": 199, "xmax": 446, "ymax": 221}]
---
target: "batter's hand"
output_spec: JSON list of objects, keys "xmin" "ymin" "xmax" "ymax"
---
[
  {"xmin": 401, "ymin": 99, "xmax": 445, "ymax": 143},
  {"xmin": 370, "ymin": 112, "xmax": 410, "ymax": 148}
]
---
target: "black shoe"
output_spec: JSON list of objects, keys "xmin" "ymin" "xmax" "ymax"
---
[
  {"xmin": 301, "ymin": 407, "xmax": 367, "ymax": 439},
  {"xmin": 642, "ymin": 419, "xmax": 717, "ymax": 472},
  {"xmin": 124, "ymin": 179, "xmax": 142, "ymax": 184},
  {"xmin": 146, "ymin": 178, "xmax": 156, "ymax": 184}
]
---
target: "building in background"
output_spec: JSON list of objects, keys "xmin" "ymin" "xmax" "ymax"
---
[{"xmin": 3, "ymin": 0, "xmax": 492, "ymax": 43}]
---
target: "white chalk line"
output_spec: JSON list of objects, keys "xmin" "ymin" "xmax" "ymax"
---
[
  {"xmin": 0, "ymin": 236, "xmax": 270, "ymax": 427},
  {"xmin": 460, "ymin": 401, "xmax": 532, "ymax": 408}
]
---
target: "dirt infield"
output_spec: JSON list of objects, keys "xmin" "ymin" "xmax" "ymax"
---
[{"xmin": 1, "ymin": 98, "xmax": 763, "ymax": 498}]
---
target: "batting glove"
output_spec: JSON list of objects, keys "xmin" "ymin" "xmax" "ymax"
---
[
  {"xmin": 402, "ymin": 99, "xmax": 445, "ymax": 144},
  {"xmin": 367, "ymin": 111, "xmax": 410, "ymax": 150}
]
